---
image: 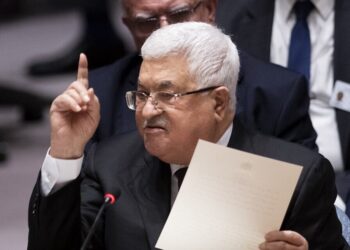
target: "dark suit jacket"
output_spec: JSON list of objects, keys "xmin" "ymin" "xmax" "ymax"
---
[
  {"xmin": 89, "ymin": 51, "xmax": 317, "ymax": 150},
  {"xmin": 28, "ymin": 119, "xmax": 348, "ymax": 250},
  {"xmin": 216, "ymin": 0, "xmax": 350, "ymax": 170}
]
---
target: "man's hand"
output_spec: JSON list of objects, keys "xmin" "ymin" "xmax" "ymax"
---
[
  {"xmin": 259, "ymin": 230, "xmax": 308, "ymax": 250},
  {"xmin": 50, "ymin": 53, "xmax": 100, "ymax": 159}
]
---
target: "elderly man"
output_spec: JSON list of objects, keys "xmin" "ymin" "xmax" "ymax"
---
[
  {"xmin": 28, "ymin": 22, "xmax": 347, "ymax": 250},
  {"xmin": 88, "ymin": 0, "xmax": 317, "ymax": 150}
]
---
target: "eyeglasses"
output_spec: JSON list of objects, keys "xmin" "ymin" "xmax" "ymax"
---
[
  {"xmin": 128, "ymin": 1, "xmax": 203, "ymax": 35},
  {"xmin": 125, "ymin": 85, "xmax": 220, "ymax": 111}
]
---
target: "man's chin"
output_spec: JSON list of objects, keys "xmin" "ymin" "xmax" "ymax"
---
[{"xmin": 144, "ymin": 136, "xmax": 168, "ymax": 155}]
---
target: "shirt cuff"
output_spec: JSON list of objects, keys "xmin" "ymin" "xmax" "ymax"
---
[
  {"xmin": 40, "ymin": 148, "xmax": 84, "ymax": 196},
  {"xmin": 335, "ymin": 195, "xmax": 346, "ymax": 212}
]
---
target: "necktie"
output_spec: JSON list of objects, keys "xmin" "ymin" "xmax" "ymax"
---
[
  {"xmin": 288, "ymin": 0, "xmax": 314, "ymax": 80},
  {"xmin": 175, "ymin": 167, "xmax": 188, "ymax": 189}
]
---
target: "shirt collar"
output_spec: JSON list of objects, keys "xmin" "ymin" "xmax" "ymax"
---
[
  {"xmin": 282, "ymin": 0, "xmax": 334, "ymax": 21},
  {"xmin": 314, "ymin": 0, "xmax": 334, "ymax": 20},
  {"xmin": 281, "ymin": 0, "xmax": 296, "ymax": 22},
  {"xmin": 170, "ymin": 122, "xmax": 233, "ymax": 175}
]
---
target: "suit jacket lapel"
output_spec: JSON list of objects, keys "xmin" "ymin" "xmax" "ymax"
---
[
  {"xmin": 334, "ymin": 0, "xmax": 350, "ymax": 170},
  {"xmin": 234, "ymin": 0, "xmax": 275, "ymax": 61},
  {"xmin": 112, "ymin": 54, "xmax": 141, "ymax": 135},
  {"xmin": 128, "ymin": 151, "xmax": 171, "ymax": 249},
  {"xmin": 95, "ymin": 54, "xmax": 141, "ymax": 139}
]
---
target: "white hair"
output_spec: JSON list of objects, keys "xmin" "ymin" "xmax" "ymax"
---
[{"xmin": 141, "ymin": 22, "xmax": 240, "ymax": 111}]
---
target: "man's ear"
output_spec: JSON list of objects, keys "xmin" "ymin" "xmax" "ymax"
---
[
  {"xmin": 202, "ymin": 0, "xmax": 217, "ymax": 23},
  {"xmin": 212, "ymin": 86, "xmax": 231, "ymax": 120}
]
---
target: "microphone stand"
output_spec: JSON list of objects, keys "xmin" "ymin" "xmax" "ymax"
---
[{"xmin": 80, "ymin": 194, "xmax": 116, "ymax": 250}]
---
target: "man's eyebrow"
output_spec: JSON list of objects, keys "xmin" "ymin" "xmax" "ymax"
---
[
  {"xmin": 137, "ymin": 81, "xmax": 146, "ymax": 90},
  {"xmin": 158, "ymin": 81, "xmax": 174, "ymax": 91},
  {"xmin": 137, "ymin": 80, "xmax": 175, "ymax": 91}
]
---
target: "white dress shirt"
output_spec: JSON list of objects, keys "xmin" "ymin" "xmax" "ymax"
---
[
  {"xmin": 41, "ymin": 123, "xmax": 233, "ymax": 206},
  {"xmin": 271, "ymin": 0, "xmax": 344, "ymax": 170},
  {"xmin": 41, "ymin": 149, "xmax": 83, "ymax": 195}
]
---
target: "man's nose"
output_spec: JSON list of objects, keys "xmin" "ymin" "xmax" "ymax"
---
[
  {"xmin": 159, "ymin": 16, "xmax": 169, "ymax": 27},
  {"xmin": 141, "ymin": 98, "xmax": 162, "ymax": 119}
]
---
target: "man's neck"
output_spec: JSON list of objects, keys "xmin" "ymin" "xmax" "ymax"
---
[{"xmin": 213, "ymin": 112, "xmax": 234, "ymax": 144}]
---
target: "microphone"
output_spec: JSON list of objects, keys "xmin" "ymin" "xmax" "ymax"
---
[{"xmin": 80, "ymin": 192, "xmax": 119, "ymax": 250}]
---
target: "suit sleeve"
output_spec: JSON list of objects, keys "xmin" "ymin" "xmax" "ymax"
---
[
  {"xmin": 281, "ymin": 156, "xmax": 349, "ymax": 249},
  {"xmin": 27, "ymin": 174, "xmax": 82, "ymax": 250},
  {"xmin": 27, "ymin": 144, "xmax": 105, "ymax": 250}
]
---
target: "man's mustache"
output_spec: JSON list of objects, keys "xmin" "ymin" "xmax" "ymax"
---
[{"xmin": 143, "ymin": 116, "xmax": 168, "ymax": 128}]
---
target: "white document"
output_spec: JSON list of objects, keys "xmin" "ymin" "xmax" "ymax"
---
[{"xmin": 156, "ymin": 140, "xmax": 302, "ymax": 250}]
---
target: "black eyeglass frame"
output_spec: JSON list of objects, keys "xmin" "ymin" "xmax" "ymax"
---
[
  {"xmin": 126, "ymin": 1, "xmax": 203, "ymax": 35},
  {"xmin": 125, "ymin": 85, "xmax": 221, "ymax": 111}
]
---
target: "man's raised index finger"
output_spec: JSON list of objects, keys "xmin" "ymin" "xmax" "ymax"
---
[{"xmin": 77, "ymin": 53, "xmax": 89, "ymax": 88}]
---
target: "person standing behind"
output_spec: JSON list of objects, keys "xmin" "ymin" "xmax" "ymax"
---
[{"xmin": 216, "ymin": 0, "xmax": 350, "ymax": 213}]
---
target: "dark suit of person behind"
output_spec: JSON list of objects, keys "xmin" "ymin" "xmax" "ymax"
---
[
  {"xmin": 216, "ymin": 0, "xmax": 350, "ymax": 209},
  {"xmin": 216, "ymin": 0, "xmax": 350, "ymax": 171},
  {"xmin": 89, "ymin": 51, "xmax": 317, "ymax": 150},
  {"xmin": 28, "ymin": 119, "xmax": 347, "ymax": 250}
]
